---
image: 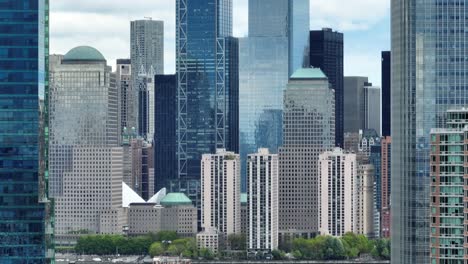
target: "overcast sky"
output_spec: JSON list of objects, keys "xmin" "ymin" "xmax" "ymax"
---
[{"xmin": 50, "ymin": 0, "xmax": 390, "ymax": 85}]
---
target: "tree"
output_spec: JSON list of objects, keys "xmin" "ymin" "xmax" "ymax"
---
[
  {"xmin": 199, "ymin": 248, "xmax": 215, "ymax": 260},
  {"xmin": 149, "ymin": 242, "xmax": 165, "ymax": 257},
  {"xmin": 271, "ymin": 249, "xmax": 286, "ymax": 260},
  {"xmin": 227, "ymin": 233, "xmax": 246, "ymax": 250}
]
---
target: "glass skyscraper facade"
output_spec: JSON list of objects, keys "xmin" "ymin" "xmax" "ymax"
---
[
  {"xmin": 154, "ymin": 74, "xmax": 177, "ymax": 193},
  {"xmin": 381, "ymin": 51, "xmax": 391, "ymax": 137},
  {"xmin": 392, "ymin": 1, "xmax": 468, "ymax": 263},
  {"xmin": 0, "ymin": 0, "xmax": 52, "ymax": 262},
  {"xmin": 176, "ymin": 0, "xmax": 238, "ymax": 212},
  {"xmin": 239, "ymin": 0, "xmax": 309, "ymax": 191},
  {"xmin": 309, "ymin": 29, "xmax": 344, "ymax": 147}
]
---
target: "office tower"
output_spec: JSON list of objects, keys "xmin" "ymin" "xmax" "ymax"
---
[
  {"xmin": 247, "ymin": 149, "xmax": 279, "ymax": 252},
  {"xmin": 381, "ymin": 136, "xmax": 391, "ymax": 238},
  {"xmin": 310, "ymin": 28, "xmax": 344, "ymax": 147},
  {"xmin": 344, "ymin": 132, "xmax": 360, "ymax": 153},
  {"xmin": 369, "ymin": 143, "xmax": 382, "ymax": 238},
  {"xmin": 176, "ymin": 0, "xmax": 239, "ymax": 211},
  {"xmin": 318, "ymin": 148, "xmax": 356, "ymax": 237},
  {"xmin": 355, "ymin": 164, "xmax": 375, "ymax": 237},
  {"xmin": 0, "ymin": 0, "xmax": 51, "ymax": 261},
  {"xmin": 364, "ymin": 85, "xmax": 381, "ymax": 135},
  {"xmin": 154, "ymin": 75, "xmax": 177, "ymax": 193},
  {"xmin": 130, "ymin": 19, "xmax": 164, "ymax": 137},
  {"xmin": 430, "ymin": 109, "xmax": 468, "ymax": 263},
  {"xmin": 381, "ymin": 51, "xmax": 391, "ymax": 137},
  {"xmin": 116, "ymin": 59, "xmax": 137, "ymax": 135},
  {"xmin": 391, "ymin": 2, "xmax": 468, "ymax": 262},
  {"xmin": 137, "ymin": 67, "xmax": 155, "ymax": 141},
  {"xmin": 201, "ymin": 149, "xmax": 241, "ymax": 238},
  {"xmin": 49, "ymin": 47, "xmax": 125, "ymax": 244},
  {"xmin": 344, "ymin": 78, "xmax": 381, "ymax": 135},
  {"xmin": 239, "ymin": 0, "xmax": 310, "ymax": 191},
  {"xmin": 279, "ymin": 68, "xmax": 335, "ymax": 239}
]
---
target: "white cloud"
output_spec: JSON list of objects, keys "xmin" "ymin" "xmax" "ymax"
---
[
  {"xmin": 50, "ymin": 0, "xmax": 390, "ymax": 77},
  {"xmin": 310, "ymin": 0, "xmax": 390, "ymax": 31}
]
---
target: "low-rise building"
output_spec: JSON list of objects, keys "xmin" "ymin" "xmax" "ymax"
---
[
  {"xmin": 197, "ymin": 227, "xmax": 220, "ymax": 253},
  {"xmin": 126, "ymin": 192, "xmax": 197, "ymax": 237}
]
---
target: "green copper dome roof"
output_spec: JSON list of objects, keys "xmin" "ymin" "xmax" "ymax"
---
[
  {"xmin": 63, "ymin": 46, "xmax": 106, "ymax": 62},
  {"xmin": 290, "ymin": 68, "xmax": 327, "ymax": 79},
  {"xmin": 160, "ymin": 193, "xmax": 192, "ymax": 207}
]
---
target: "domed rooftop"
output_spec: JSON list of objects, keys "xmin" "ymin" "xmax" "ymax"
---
[{"xmin": 63, "ymin": 46, "xmax": 106, "ymax": 62}]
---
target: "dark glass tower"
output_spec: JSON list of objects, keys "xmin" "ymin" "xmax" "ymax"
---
[
  {"xmin": 0, "ymin": 0, "xmax": 52, "ymax": 262},
  {"xmin": 309, "ymin": 28, "xmax": 344, "ymax": 147},
  {"xmin": 154, "ymin": 74, "xmax": 177, "ymax": 193},
  {"xmin": 381, "ymin": 51, "xmax": 391, "ymax": 137},
  {"xmin": 176, "ymin": 0, "xmax": 238, "ymax": 212}
]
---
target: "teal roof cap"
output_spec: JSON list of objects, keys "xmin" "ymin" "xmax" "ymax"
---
[
  {"xmin": 63, "ymin": 46, "xmax": 106, "ymax": 62},
  {"xmin": 241, "ymin": 193, "xmax": 247, "ymax": 204},
  {"xmin": 290, "ymin": 68, "xmax": 327, "ymax": 80},
  {"xmin": 160, "ymin": 193, "xmax": 193, "ymax": 207}
]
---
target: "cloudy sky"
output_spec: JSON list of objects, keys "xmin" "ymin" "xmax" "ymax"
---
[{"xmin": 50, "ymin": 0, "xmax": 390, "ymax": 84}]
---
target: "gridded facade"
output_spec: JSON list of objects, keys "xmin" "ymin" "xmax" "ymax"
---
[
  {"xmin": 381, "ymin": 137, "xmax": 391, "ymax": 238},
  {"xmin": 49, "ymin": 48, "xmax": 125, "ymax": 245},
  {"xmin": 279, "ymin": 69, "xmax": 335, "ymax": 238},
  {"xmin": 391, "ymin": 1, "xmax": 468, "ymax": 262},
  {"xmin": 122, "ymin": 137, "xmax": 154, "ymax": 200},
  {"xmin": 176, "ymin": 0, "xmax": 239, "ymax": 212},
  {"xmin": 131, "ymin": 19, "xmax": 163, "ymax": 137},
  {"xmin": 0, "ymin": 0, "xmax": 52, "ymax": 261},
  {"xmin": 363, "ymin": 86, "xmax": 381, "ymax": 136},
  {"xmin": 343, "ymin": 77, "xmax": 368, "ymax": 134},
  {"xmin": 116, "ymin": 59, "xmax": 137, "ymax": 135},
  {"xmin": 54, "ymin": 147, "xmax": 125, "ymax": 243},
  {"xmin": 127, "ymin": 203, "xmax": 197, "ymax": 237},
  {"xmin": 430, "ymin": 109, "xmax": 468, "ymax": 264},
  {"xmin": 247, "ymin": 149, "xmax": 278, "ymax": 252},
  {"xmin": 201, "ymin": 149, "xmax": 241, "ymax": 237},
  {"xmin": 318, "ymin": 148, "xmax": 356, "ymax": 237},
  {"xmin": 309, "ymin": 28, "xmax": 344, "ymax": 147},
  {"xmin": 197, "ymin": 227, "xmax": 220, "ymax": 253}
]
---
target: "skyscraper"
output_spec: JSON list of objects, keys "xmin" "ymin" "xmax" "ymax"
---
[
  {"xmin": 381, "ymin": 51, "xmax": 391, "ymax": 137},
  {"xmin": 130, "ymin": 19, "xmax": 164, "ymax": 137},
  {"xmin": 49, "ymin": 47, "xmax": 125, "ymax": 245},
  {"xmin": 355, "ymin": 164, "xmax": 375, "ymax": 237},
  {"xmin": 381, "ymin": 136, "xmax": 391, "ymax": 238},
  {"xmin": 309, "ymin": 28, "xmax": 344, "ymax": 147},
  {"xmin": 391, "ymin": 1, "xmax": 468, "ymax": 262},
  {"xmin": 176, "ymin": 0, "xmax": 239, "ymax": 210},
  {"xmin": 344, "ymin": 77, "xmax": 381, "ymax": 136},
  {"xmin": 154, "ymin": 75, "xmax": 177, "ymax": 194},
  {"xmin": 318, "ymin": 148, "xmax": 356, "ymax": 237},
  {"xmin": 116, "ymin": 59, "xmax": 136, "ymax": 136},
  {"xmin": 0, "ymin": 0, "xmax": 52, "ymax": 261},
  {"xmin": 201, "ymin": 149, "xmax": 241, "ymax": 238},
  {"xmin": 430, "ymin": 109, "xmax": 467, "ymax": 263},
  {"xmin": 239, "ymin": 0, "xmax": 310, "ymax": 191},
  {"xmin": 247, "ymin": 149, "xmax": 279, "ymax": 252},
  {"xmin": 279, "ymin": 68, "xmax": 335, "ymax": 239},
  {"xmin": 364, "ymin": 86, "xmax": 381, "ymax": 136}
]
